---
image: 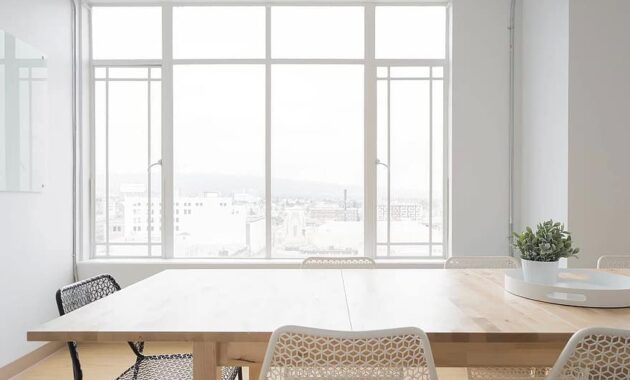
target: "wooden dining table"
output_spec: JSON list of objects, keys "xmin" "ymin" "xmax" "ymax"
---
[{"xmin": 28, "ymin": 268, "xmax": 630, "ymax": 380}]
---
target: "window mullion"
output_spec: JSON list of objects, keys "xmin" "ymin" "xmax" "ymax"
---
[
  {"xmin": 364, "ymin": 4, "xmax": 377, "ymax": 259},
  {"xmin": 161, "ymin": 5, "xmax": 175, "ymax": 259},
  {"xmin": 265, "ymin": 5, "xmax": 272, "ymax": 259}
]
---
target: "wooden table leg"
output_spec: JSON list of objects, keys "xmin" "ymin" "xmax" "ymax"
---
[
  {"xmin": 193, "ymin": 342, "xmax": 218, "ymax": 380},
  {"xmin": 248, "ymin": 364, "xmax": 261, "ymax": 380}
]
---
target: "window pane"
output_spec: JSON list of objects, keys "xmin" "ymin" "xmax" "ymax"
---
[
  {"xmin": 377, "ymin": 76, "xmax": 432, "ymax": 252},
  {"xmin": 432, "ymin": 79, "xmax": 444, "ymax": 246},
  {"xmin": 375, "ymin": 6, "xmax": 446, "ymax": 59},
  {"xmin": 94, "ymin": 81, "xmax": 107, "ymax": 244},
  {"xmin": 92, "ymin": 7, "xmax": 161, "ymax": 59},
  {"xmin": 93, "ymin": 70, "xmax": 161, "ymax": 257},
  {"xmin": 108, "ymin": 67, "xmax": 149, "ymax": 79},
  {"xmin": 174, "ymin": 65, "xmax": 265, "ymax": 258},
  {"xmin": 378, "ymin": 245, "xmax": 430, "ymax": 257},
  {"xmin": 390, "ymin": 66, "xmax": 430, "ymax": 79},
  {"xmin": 272, "ymin": 65, "xmax": 363, "ymax": 258},
  {"xmin": 109, "ymin": 81, "xmax": 149, "ymax": 251},
  {"xmin": 272, "ymin": 7, "xmax": 363, "ymax": 58},
  {"xmin": 173, "ymin": 7, "xmax": 265, "ymax": 59}
]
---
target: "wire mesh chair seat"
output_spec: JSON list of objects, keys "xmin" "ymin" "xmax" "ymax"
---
[
  {"xmin": 260, "ymin": 325, "xmax": 439, "ymax": 380},
  {"xmin": 56, "ymin": 274, "xmax": 241, "ymax": 380},
  {"xmin": 301, "ymin": 256, "xmax": 376, "ymax": 269},
  {"xmin": 467, "ymin": 367, "xmax": 550, "ymax": 380},
  {"xmin": 596, "ymin": 255, "xmax": 630, "ymax": 269},
  {"xmin": 116, "ymin": 353, "xmax": 240, "ymax": 380},
  {"xmin": 546, "ymin": 327, "xmax": 630, "ymax": 380},
  {"xmin": 444, "ymin": 256, "xmax": 521, "ymax": 269}
]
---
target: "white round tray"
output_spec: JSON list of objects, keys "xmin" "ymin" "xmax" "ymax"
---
[{"xmin": 504, "ymin": 269, "xmax": 630, "ymax": 308}]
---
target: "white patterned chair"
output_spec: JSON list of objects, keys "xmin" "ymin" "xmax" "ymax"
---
[
  {"xmin": 444, "ymin": 256, "xmax": 547, "ymax": 379},
  {"xmin": 302, "ymin": 256, "xmax": 376, "ymax": 269},
  {"xmin": 596, "ymin": 255, "xmax": 630, "ymax": 269},
  {"xmin": 259, "ymin": 325, "xmax": 438, "ymax": 380},
  {"xmin": 444, "ymin": 256, "xmax": 521, "ymax": 269},
  {"xmin": 547, "ymin": 327, "xmax": 630, "ymax": 380}
]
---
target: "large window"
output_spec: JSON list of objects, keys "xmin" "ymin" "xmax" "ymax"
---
[{"xmin": 90, "ymin": 4, "xmax": 449, "ymax": 259}]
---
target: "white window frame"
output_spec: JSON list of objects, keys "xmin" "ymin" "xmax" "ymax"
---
[{"xmin": 88, "ymin": 1, "xmax": 450, "ymax": 260}]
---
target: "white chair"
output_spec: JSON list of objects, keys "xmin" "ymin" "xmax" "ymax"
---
[
  {"xmin": 259, "ymin": 325, "xmax": 439, "ymax": 380},
  {"xmin": 547, "ymin": 327, "xmax": 630, "ymax": 380},
  {"xmin": 444, "ymin": 256, "xmax": 521, "ymax": 269},
  {"xmin": 302, "ymin": 256, "xmax": 376, "ymax": 269},
  {"xmin": 597, "ymin": 255, "xmax": 630, "ymax": 269}
]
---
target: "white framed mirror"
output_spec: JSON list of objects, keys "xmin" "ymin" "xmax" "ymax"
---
[{"xmin": 0, "ymin": 29, "xmax": 47, "ymax": 192}]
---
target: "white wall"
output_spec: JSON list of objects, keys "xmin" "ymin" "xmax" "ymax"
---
[
  {"xmin": 567, "ymin": 0, "xmax": 630, "ymax": 268},
  {"xmin": 516, "ymin": 0, "xmax": 569, "ymax": 231},
  {"xmin": 0, "ymin": 0, "xmax": 74, "ymax": 367},
  {"xmin": 450, "ymin": 0, "xmax": 511, "ymax": 256},
  {"xmin": 516, "ymin": 0, "xmax": 630, "ymax": 268}
]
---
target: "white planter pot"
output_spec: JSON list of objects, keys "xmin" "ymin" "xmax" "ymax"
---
[{"xmin": 521, "ymin": 259, "xmax": 559, "ymax": 284}]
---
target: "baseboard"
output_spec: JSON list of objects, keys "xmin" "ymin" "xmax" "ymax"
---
[{"xmin": 0, "ymin": 342, "xmax": 65, "ymax": 380}]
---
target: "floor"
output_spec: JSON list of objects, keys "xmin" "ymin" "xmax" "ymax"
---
[{"xmin": 14, "ymin": 342, "xmax": 469, "ymax": 379}]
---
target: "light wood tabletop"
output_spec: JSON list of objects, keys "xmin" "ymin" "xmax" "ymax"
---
[{"xmin": 28, "ymin": 268, "xmax": 630, "ymax": 379}]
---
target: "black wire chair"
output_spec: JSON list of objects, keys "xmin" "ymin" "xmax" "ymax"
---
[{"xmin": 56, "ymin": 274, "xmax": 243, "ymax": 380}]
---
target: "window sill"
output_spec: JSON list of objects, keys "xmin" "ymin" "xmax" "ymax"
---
[
  {"xmin": 77, "ymin": 258, "xmax": 446, "ymax": 286},
  {"xmin": 79, "ymin": 257, "xmax": 445, "ymax": 268}
]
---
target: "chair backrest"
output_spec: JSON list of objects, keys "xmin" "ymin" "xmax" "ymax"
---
[
  {"xmin": 547, "ymin": 327, "xmax": 630, "ymax": 380},
  {"xmin": 444, "ymin": 256, "xmax": 521, "ymax": 269},
  {"xmin": 56, "ymin": 274, "xmax": 144, "ymax": 380},
  {"xmin": 301, "ymin": 256, "xmax": 376, "ymax": 269},
  {"xmin": 260, "ymin": 325, "xmax": 439, "ymax": 380},
  {"xmin": 597, "ymin": 255, "xmax": 630, "ymax": 269}
]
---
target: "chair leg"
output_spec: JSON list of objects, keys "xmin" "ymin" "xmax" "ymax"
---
[{"xmin": 237, "ymin": 367, "xmax": 243, "ymax": 380}]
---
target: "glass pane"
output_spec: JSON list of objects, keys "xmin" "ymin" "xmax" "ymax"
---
[
  {"xmin": 390, "ymin": 66, "xmax": 430, "ymax": 79},
  {"xmin": 432, "ymin": 66, "xmax": 443, "ymax": 78},
  {"xmin": 108, "ymin": 81, "xmax": 149, "ymax": 253},
  {"xmin": 150, "ymin": 67, "xmax": 161, "ymax": 79},
  {"xmin": 377, "ymin": 66, "xmax": 388, "ymax": 78},
  {"xmin": 377, "ymin": 245, "xmax": 430, "ymax": 257},
  {"xmin": 110, "ymin": 245, "xmax": 148, "ymax": 256},
  {"xmin": 94, "ymin": 81, "xmax": 107, "ymax": 244},
  {"xmin": 95, "ymin": 245, "xmax": 107, "ymax": 257},
  {"xmin": 174, "ymin": 65, "xmax": 265, "ymax": 258},
  {"xmin": 94, "ymin": 67, "xmax": 106, "ymax": 79},
  {"xmin": 377, "ymin": 79, "xmax": 431, "ymax": 247},
  {"xmin": 149, "ymin": 81, "xmax": 162, "ymax": 249},
  {"xmin": 432, "ymin": 80, "xmax": 444, "ymax": 245},
  {"xmin": 173, "ymin": 7, "xmax": 265, "ymax": 59},
  {"xmin": 375, "ymin": 6, "xmax": 446, "ymax": 59},
  {"xmin": 272, "ymin": 7, "xmax": 363, "ymax": 58},
  {"xmin": 92, "ymin": 7, "xmax": 161, "ymax": 59},
  {"xmin": 108, "ymin": 67, "xmax": 148, "ymax": 79},
  {"xmin": 272, "ymin": 65, "xmax": 363, "ymax": 258}
]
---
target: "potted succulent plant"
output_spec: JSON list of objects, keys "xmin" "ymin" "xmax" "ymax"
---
[{"xmin": 512, "ymin": 220, "xmax": 579, "ymax": 284}]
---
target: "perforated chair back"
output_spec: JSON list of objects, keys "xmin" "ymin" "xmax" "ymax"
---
[
  {"xmin": 444, "ymin": 256, "xmax": 520, "ymax": 269},
  {"xmin": 56, "ymin": 274, "xmax": 144, "ymax": 380},
  {"xmin": 597, "ymin": 255, "xmax": 630, "ymax": 269},
  {"xmin": 301, "ymin": 256, "xmax": 376, "ymax": 269},
  {"xmin": 547, "ymin": 327, "xmax": 630, "ymax": 380},
  {"xmin": 260, "ymin": 325, "xmax": 439, "ymax": 380}
]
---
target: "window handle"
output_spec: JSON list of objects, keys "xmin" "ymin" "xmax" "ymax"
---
[
  {"xmin": 376, "ymin": 158, "xmax": 389, "ymax": 169},
  {"xmin": 148, "ymin": 159, "xmax": 162, "ymax": 170}
]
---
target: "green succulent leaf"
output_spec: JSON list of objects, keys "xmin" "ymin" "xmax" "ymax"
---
[{"xmin": 512, "ymin": 220, "xmax": 580, "ymax": 262}]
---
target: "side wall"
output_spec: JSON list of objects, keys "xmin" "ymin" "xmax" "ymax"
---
[
  {"xmin": 516, "ymin": 0, "xmax": 569, "ymax": 231},
  {"xmin": 568, "ymin": 0, "xmax": 630, "ymax": 267},
  {"xmin": 451, "ymin": 0, "xmax": 511, "ymax": 256},
  {"xmin": 0, "ymin": 0, "xmax": 74, "ymax": 367}
]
